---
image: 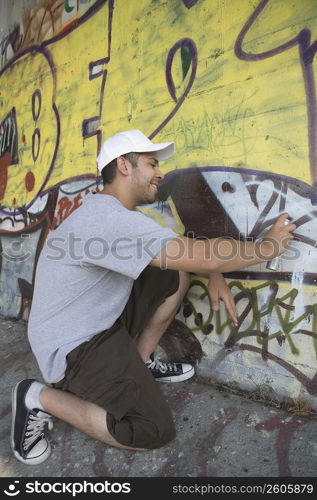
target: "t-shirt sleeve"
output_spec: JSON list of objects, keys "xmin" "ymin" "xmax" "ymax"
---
[{"xmin": 81, "ymin": 210, "xmax": 178, "ymax": 279}]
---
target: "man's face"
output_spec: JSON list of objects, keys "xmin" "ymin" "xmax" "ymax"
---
[{"xmin": 130, "ymin": 153, "xmax": 165, "ymax": 205}]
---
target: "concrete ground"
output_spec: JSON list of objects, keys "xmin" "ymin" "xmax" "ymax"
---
[{"xmin": 1, "ymin": 317, "xmax": 317, "ymax": 479}]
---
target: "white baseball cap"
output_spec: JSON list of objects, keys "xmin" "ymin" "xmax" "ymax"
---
[{"xmin": 96, "ymin": 129, "xmax": 174, "ymax": 172}]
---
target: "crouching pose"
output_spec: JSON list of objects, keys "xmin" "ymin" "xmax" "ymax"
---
[{"xmin": 11, "ymin": 129, "xmax": 295, "ymax": 464}]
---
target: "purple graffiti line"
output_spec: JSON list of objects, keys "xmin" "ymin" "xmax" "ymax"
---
[
  {"xmin": 81, "ymin": 78, "xmax": 104, "ymax": 154},
  {"xmin": 255, "ymin": 415, "xmax": 308, "ymax": 477},
  {"xmin": 239, "ymin": 344, "xmax": 317, "ymax": 396},
  {"xmin": 234, "ymin": 0, "xmax": 317, "ymax": 203},
  {"xmin": 1, "ymin": 25, "xmax": 23, "ymax": 58},
  {"xmin": 208, "ymin": 344, "xmax": 317, "ymax": 407},
  {"xmin": 47, "ymin": 0, "xmax": 113, "ymax": 186},
  {"xmin": 183, "ymin": 0, "xmax": 200, "ymax": 8},
  {"xmin": 149, "ymin": 38, "xmax": 198, "ymax": 140},
  {"xmin": 293, "ymin": 329, "xmax": 317, "ymax": 340},
  {"xmin": 47, "ymin": 0, "xmax": 114, "ymax": 172},
  {"xmin": 83, "ymin": 0, "xmax": 114, "ymax": 156}
]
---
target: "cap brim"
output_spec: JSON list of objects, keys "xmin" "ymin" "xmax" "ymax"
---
[{"xmin": 132, "ymin": 141, "xmax": 174, "ymax": 161}]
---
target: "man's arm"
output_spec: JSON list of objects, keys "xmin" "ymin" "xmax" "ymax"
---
[{"xmin": 150, "ymin": 213, "xmax": 295, "ymax": 274}]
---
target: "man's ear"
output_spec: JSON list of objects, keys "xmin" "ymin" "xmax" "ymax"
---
[{"xmin": 116, "ymin": 156, "xmax": 129, "ymax": 176}]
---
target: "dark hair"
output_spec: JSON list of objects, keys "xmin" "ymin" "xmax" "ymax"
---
[{"xmin": 101, "ymin": 152, "xmax": 140, "ymax": 185}]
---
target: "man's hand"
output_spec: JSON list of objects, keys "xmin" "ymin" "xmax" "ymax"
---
[
  {"xmin": 261, "ymin": 213, "xmax": 296, "ymax": 258},
  {"xmin": 207, "ymin": 272, "xmax": 238, "ymax": 327}
]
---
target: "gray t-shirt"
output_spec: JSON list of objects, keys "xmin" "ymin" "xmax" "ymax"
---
[{"xmin": 28, "ymin": 193, "xmax": 177, "ymax": 383}]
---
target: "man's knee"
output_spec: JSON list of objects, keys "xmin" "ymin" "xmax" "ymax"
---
[
  {"xmin": 144, "ymin": 416, "xmax": 176, "ymax": 449},
  {"xmin": 107, "ymin": 412, "xmax": 176, "ymax": 450}
]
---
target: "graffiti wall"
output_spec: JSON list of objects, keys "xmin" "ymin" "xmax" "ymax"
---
[{"xmin": 1, "ymin": 0, "xmax": 317, "ymax": 408}]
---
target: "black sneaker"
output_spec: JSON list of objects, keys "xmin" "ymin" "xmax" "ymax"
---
[
  {"xmin": 11, "ymin": 379, "xmax": 53, "ymax": 465},
  {"xmin": 146, "ymin": 357, "xmax": 195, "ymax": 382}
]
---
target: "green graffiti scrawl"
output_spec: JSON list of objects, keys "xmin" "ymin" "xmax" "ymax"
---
[
  {"xmin": 64, "ymin": 0, "xmax": 75, "ymax": 13},
  {"xmin": 183, "ymin": 279, "xmax": 317, "ymax": 358}
]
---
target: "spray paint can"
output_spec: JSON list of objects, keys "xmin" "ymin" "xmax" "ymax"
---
[
  {"xmin": 266, "ymin": 219, "xmax": 290, "ymax": 271},
  {"xmin": 266, "ymin": 255, "xmax": 280, "ymax": 271}
]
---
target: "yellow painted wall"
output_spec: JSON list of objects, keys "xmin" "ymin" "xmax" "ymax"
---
[
  {"xmin": 1, "ymin": 0, "xmax": 317, "ymax": 407},
  {"xmin": 1, "ymin": 0, "xmax": 317, "ymax": 208}
]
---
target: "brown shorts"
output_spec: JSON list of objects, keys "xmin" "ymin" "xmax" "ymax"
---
[{"xmin": 54, "ymin": 266, "xmax": 179, "ymax": 449}]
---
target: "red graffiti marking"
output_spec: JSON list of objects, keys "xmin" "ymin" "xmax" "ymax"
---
[
  {"xmin": 196, "ymin": 407, "xmax": 239, "ymax": 476},
  {"xmin": 93, "ymin": 440, "xmax": 133, "ymax": 476},
  {"xmin": 255, "ymin": 415, "xmax": 308, "ymax": 476},
  {"xmin": 59, "ymin": 18, "xmax": 80, "ymax": 35},
  {"xmin": 25, "ymin": 171, "xmax": 35, "ymax": 192},
  {"xmin": 53, "ymin": 191, "xmax": 90, "ymax": 227},
  {"xmin": 0, "ymin": 152, "xmax": 11, "ymax": 200}
]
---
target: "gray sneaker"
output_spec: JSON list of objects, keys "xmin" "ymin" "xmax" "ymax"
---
[{"xmin": 11, "ymin": 379, "xmax": 53, "ymax": 465}]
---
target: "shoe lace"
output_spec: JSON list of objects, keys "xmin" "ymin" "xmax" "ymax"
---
[
  {"xmin": 23, "ymin": 413, "xmax": 53, "ymax": 450},
  {"xmin": 148, "ymin": 357, "xmax": 177, "ymax": 373}
]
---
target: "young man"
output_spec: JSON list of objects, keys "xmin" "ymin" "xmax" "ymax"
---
[{"xmin": 11, "ymin": 129, "xmax": 295, "ymax": 465}]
